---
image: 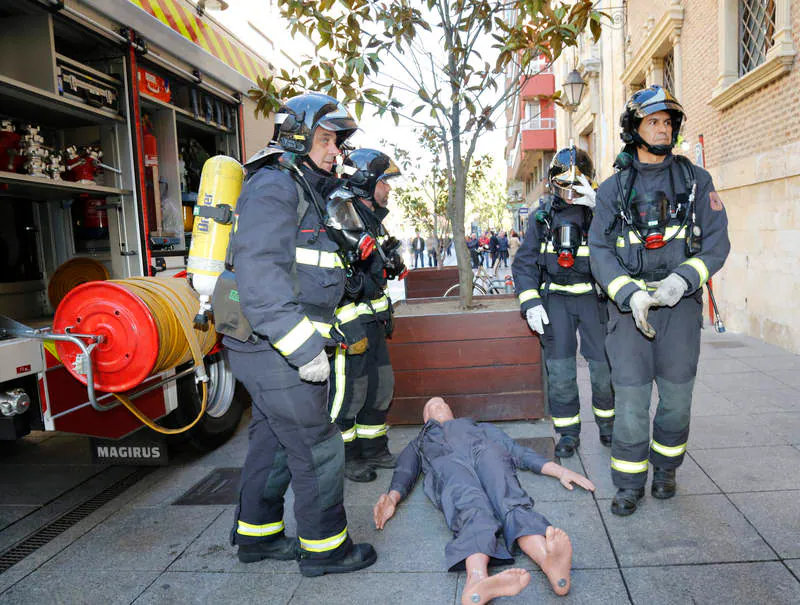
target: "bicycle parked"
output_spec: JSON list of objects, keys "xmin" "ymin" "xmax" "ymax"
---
[{"xmin": 443, "ymin": 256, "xmax": 514, "ymax": 297}]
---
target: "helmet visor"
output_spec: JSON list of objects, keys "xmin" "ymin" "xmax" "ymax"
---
[
  {"xmin": 551, "ymin": 163, "xmax": 587, "ymax": 203},
  {"xmin": 317, "ymin": 104, "xmax": 358, "ymax": 133}
]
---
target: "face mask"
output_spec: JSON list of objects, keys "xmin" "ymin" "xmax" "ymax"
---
[
  {"xmin": 630, "ymin": 191, "xmax": 670, "ymax": 249},
  {"xmin": 552, "ymin": 222, "xmax": 582, "ymax": 268},
  {"xmin": 325, "ymin": 188, "xmax": 376, "ymax": 263}
]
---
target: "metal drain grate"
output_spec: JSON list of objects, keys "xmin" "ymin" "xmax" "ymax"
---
[
  {"xmin": 174, "ymin": 467, "xmax": 241, "ymax": 506},
  {"xmin": 514, "ymin": 437, "xmax": 555, "ymax": 460},
  {"xmin": 0, "ymin": 467, "xmax": 153, "ymax": 575}
]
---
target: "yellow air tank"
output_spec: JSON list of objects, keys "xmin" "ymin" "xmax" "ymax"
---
[{"xmin": 186, "ymin": 155, "xmax": 245, "ymax": 323}]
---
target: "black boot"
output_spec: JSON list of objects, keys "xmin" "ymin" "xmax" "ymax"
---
[
  {"xmin": 610, "ymin": 488, "xmax": 645, "ymax": 516},
  {"xmin": 238, "ymin": 535, "xmax": 300, "ymax": 563},
  {"xmin": 651, "ymin": 467, "xmax": 677, "ymax": 499},
  {"xmin": 344, "ymin": 441, "xmax": 376, "ymax": 482},
  {"xmin": 554, "ymin": 435, "xmax": 580, "ymax": 458},
  {"xmin": 597, "ymin": 419, "xmax": 614, "ymax": 447},
  {"xmin": 361, "ymin": 438, "xmax": 397, "ymax": 469},
  {"xmin": 299, "ymin": 542, "xmax": 377, "ymax": 577}
]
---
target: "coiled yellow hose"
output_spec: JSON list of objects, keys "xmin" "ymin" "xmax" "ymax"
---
[
  {"xmin": 48, "ymin": 257, "xmax": 109, "ymax": 309},
  {"xmin": 109, "ymin": 277, "xmax": 216, "ymax": 435}
]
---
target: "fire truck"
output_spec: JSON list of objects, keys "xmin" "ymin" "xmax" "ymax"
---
[{"xmin": 0, "ymin": 0, "xmax": 273, "ymax": 451}]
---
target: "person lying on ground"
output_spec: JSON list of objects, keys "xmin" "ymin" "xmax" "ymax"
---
[{"xmin": 373, "ymin": 397, "xmax": 596, "ymax": 604}]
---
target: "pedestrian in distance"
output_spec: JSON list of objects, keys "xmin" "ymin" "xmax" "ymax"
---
[
  {"xmin": 411, "ymin": 231, "xmax": 426, "ymax": 268},
  {"xmin": 513, "ymin": 146, "xmax": 615, "ymax": 460},
  {"xmin": 426, "ymin": 233, "xmax": 439, "ymax": 267},
  {"xmin": 588, "ymin": 85, "xmax": 730, "ymax": 516},
  {"xmin": 374, "ymin": 397, "xmax": 595, "ymax": 604}
]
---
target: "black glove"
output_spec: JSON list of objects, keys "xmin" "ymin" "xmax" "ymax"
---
[
  {"xmin": 384, "ymin": 252, "xmax": 408, "ymax": 280},
  {"xmin": 383, "ymin": 298, "xmax": 395, "ymax": 338},
  {"xmin": 381, "ymin": 236, "xmax": 401, "ymax": 256}
]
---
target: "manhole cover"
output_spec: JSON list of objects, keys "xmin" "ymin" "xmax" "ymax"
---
[
  {"xmin": 174, "ymin": 468, "xmax": 241, "ymax": 505},
  {"xmin": 706, "ymin": 341, "xmax": 745, "ymax": 349},
  {"xmin": 514, "ymin": 437, "xmax": 555, "ymax": 460}
]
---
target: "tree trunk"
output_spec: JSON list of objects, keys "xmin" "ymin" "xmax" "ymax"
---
[{"xmin": 450, "ymin": 162, "xmax": 472, "ymax": 308}]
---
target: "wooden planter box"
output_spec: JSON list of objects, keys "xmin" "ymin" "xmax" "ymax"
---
[
  {"xmin": 403, "ymin": 266, "xmax": 459, "ymax": 299},
  {"xmin": 387, "ymin": 295, "xmax": 545, "ymax": 424}
]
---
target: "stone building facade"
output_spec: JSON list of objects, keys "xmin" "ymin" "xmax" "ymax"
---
[{"xmin": 553, "ymin": 0, "xmax": 800, "ymax": 352}]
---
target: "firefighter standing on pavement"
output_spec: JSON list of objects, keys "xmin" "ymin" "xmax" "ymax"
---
[
  {"xmin": 512, "ymin": 148, "xmax": 615, "ymax": 459},
  {"xmin": 223, "ymin": 92, "xmax": 376, "ymax": 575},
  {"xmin": 588, "ymin": 85, "xmax": 730, "ymax": 516},
  {"xmin": 330, "ymin": 148, "xmax": 406, "ymax": 482}
]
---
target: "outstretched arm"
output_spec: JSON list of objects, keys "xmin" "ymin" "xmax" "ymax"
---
[
  {"xmin": 373, "ymin": 490, "xmax": 402, "ymax": 529},
  {"xmin": 540, "ymin": 461, "xmax": 596, "ymax": 492}
]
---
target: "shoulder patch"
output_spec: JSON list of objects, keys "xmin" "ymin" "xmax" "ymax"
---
[{"xmin": 709, "ymin": 191, "xmax": 724, "ymax": 211}]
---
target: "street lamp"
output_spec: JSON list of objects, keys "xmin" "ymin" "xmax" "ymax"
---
[{"xmin": 561, "ymin": 68, "xmax": 587, "ymax": 141}]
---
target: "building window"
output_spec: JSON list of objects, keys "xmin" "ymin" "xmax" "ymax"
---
[
  {"xmin": 663, "ymin": 49, "xmax": 675, "ymax": 93},
  {"xmin": 739, "ymin": 0, "xmax": 776, "ymax": 76}
]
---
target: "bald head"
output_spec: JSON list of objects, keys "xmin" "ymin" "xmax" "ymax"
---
[{"xmin": 423, "ymin": 397, "xmax": 455, "ymax": 424}]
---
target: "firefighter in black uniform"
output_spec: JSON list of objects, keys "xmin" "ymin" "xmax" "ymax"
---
[
  {"xmin": 588, "ymin": 85, "xmax": 730, "ymax": 516},
  {"xmin": 512, "ymin": 148, "xmax": 614, "ymax": 459},
  {"xmin": 223, "ymin": 92, "xmax": 376, "ymax": 575},
  {"xmin": 329, "ymin": 148, "xmax": 406, "ymax": 482}
]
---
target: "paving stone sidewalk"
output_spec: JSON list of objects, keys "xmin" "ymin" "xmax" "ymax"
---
[{"xmin": 0, "ymin": 329, "xmax": 798, "ymax": 604}]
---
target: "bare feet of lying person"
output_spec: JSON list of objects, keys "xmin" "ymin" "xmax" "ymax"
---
[
  {"xmin": 460, "ymin": 568, "xmax": 531, "ymax": 605},
  {"xmin": 518, "ymin": 526, "xmax": 573, "ymax": 596}
]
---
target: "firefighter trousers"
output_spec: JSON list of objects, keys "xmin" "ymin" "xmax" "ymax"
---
[
  {"xmin": 227, "ymin": 348, "xmax": 350, "ymax": 557},
  {"xmin": 437, "ymin": 441, "xmax": 551, "ymax": 571},
  {"xmin": 540, "ymin": 293, "xmax": 614, "ymax": 438},
  {"xmin": 329, "ymin": 319, "xmax": 395, "ymax": 457},
  {"xmin": 605, "ymin": 293, "xmax": 702, "ymax": 489}
]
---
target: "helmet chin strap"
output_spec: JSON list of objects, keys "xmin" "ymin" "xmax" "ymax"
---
[
  {"xmin": 303, "ymin": 155, "xmax": 334, "ymax": 176},
  {"xmin": 633, "ymin": 131, "xmax": 672, "ymax": 156}
]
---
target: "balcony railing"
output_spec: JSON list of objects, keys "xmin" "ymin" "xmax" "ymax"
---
[{"xmin": 521, "ymin": 117, "xmax": 555, "ymax": 131}]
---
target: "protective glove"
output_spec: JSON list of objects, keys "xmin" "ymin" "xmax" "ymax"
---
[
  {"xmin": 572, "ymin": 174, "xmax": 597, "ymax": 208},
  {"xmin": 649, "ymin": 272, "xmax": 689, "ymax": 308},
  {"xmin": 629, "ymin": 290, "xmax": 656, "ymax": 339},
  {"xmin": 298, "ymin": 350, "xmax": 330, "ymax": 382},
  {"xmin": 525, "ymin": 305, "xmax": 550, "ymax": 335}
]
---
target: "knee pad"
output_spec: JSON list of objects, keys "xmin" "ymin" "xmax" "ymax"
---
[
  {"xmin": 654, "ymin": 377, "xmax": 694, "ymax": 430},
  {"xmin": 613, "ymin": 384, "xmax": 653, "ymax": 443},
  {"xmin": 262, "ymin": 448, "xmax": 291, "ymax": 501},
  {"xmin": 373, "ymin": 365, "xmax": 395, "ymax": 412},
  {"xmin": 545, "ymin": 358, "xmax": 579, "ymax": 401},
  {"xmin": 310, "ymin": 433, "xmax": 345, "ymax": 510}
]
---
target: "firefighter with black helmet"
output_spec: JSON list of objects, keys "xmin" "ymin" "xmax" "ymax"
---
[
  {"xmin": 512, "ymin": 146, "xmax": 614, "ymax": 459},
  {"xmin": 223, "ymin": 92, "xmax": 377, "ymax": 575},
  {"xmin": 588, "ymin": 85, "xmax": 730, "ymax": 516},
  {"xmin": 329, "ymin": 148, "xmax": 406, "ymax": 482}
]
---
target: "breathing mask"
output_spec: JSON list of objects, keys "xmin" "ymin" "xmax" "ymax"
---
[
  {"xmin": 630, "ymin": 191, "xmax": 670, "ymax": 249},
  {"xmin": 325, "ymin": 188, "xmax": 376, "ymax": 264},
  {"xmin": 552, "ymin": 222, "xmax": 583, "ymax": 268}
]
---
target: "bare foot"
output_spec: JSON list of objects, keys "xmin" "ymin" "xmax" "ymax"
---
[
  {"xmin": 461, "ymin": 568, "xmax": 531, "ymax": 605},
  {"xmin": 539, "ymin": 526, "xmax": 572, "ymax": 596}
]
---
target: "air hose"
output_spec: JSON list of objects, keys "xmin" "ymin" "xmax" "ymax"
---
[{"xmin": 53, "ymin": 277, "xmax": 217, "ymax": 435}]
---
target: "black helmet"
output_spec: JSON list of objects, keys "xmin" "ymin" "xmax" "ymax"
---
[
  {"xmin": 342, "ymin": 148, "xmax": 402, "ymax": 200},
  {"xmin": 620, "ymin": 85, "xmax": 685, "ymax": 156},
  {"xmin": 272, "ymin": 92, "xmax": 358, "ymax": 156},
  {"xmin": 548, "ymin": 147, "xmax": 594, "ymax": 203}
]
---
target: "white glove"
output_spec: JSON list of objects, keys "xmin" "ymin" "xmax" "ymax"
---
[
  {"xmin": 629, "ymin": 290, "xmax": 656, "ymax": 338},
  {"xmin": 572, "ymin": 174, "xmax": 596, "ymax": 208},
  {"xmin": 648, "ymin": 273, "xmax": 689, "ymax": 308},
  {"xmin": 298, "ymin": 350, "xmax": 330, "ymax": 383},
  {"xmin": 526, "ymin": 305, "xmax": 550, "ymax": 335}
]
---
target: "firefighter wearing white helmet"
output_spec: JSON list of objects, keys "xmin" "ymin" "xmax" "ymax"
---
[
  {"xmin": 512, "ymin": 146, "xmax": 614, "ymax": 462},
  {"xmin": 588, "ymin": 85, "xmax": 730, "ymax": 516},
  {"xmin": 222, "ymin": 92, "xmax": 376, "ymax": 575}
]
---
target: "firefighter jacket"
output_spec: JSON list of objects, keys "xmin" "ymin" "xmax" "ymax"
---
[
  {"xmin": 388, "ymin": 418, "xmax": 548, "ymax": 503},
  {"xmin": 335, "ymin": 201, "xmax": 392, "ymax": 334},
  {"xmin": 223, "ymin": 162, "xmax": 345, "ymax": 367},
  {"xmin": 513, "ymin": 196, "xmax": 596, "ymax": 315},
  {"xmin": 588, "ymin": 153, "xmax": 730, "ymax": 312}
]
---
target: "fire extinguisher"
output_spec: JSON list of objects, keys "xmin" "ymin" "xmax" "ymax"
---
[{"xmin": 75, "ymin": 193, "xmax": 109, "ymax": 241}]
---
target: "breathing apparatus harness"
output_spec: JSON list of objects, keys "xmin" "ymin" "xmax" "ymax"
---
[
  {"xmin": 606, "ymin": 153, "xmax": 702, "ymax": 273},
  {"xmin": 534, "ymin": 195, "xmax": 593, "ymax": 297}
]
